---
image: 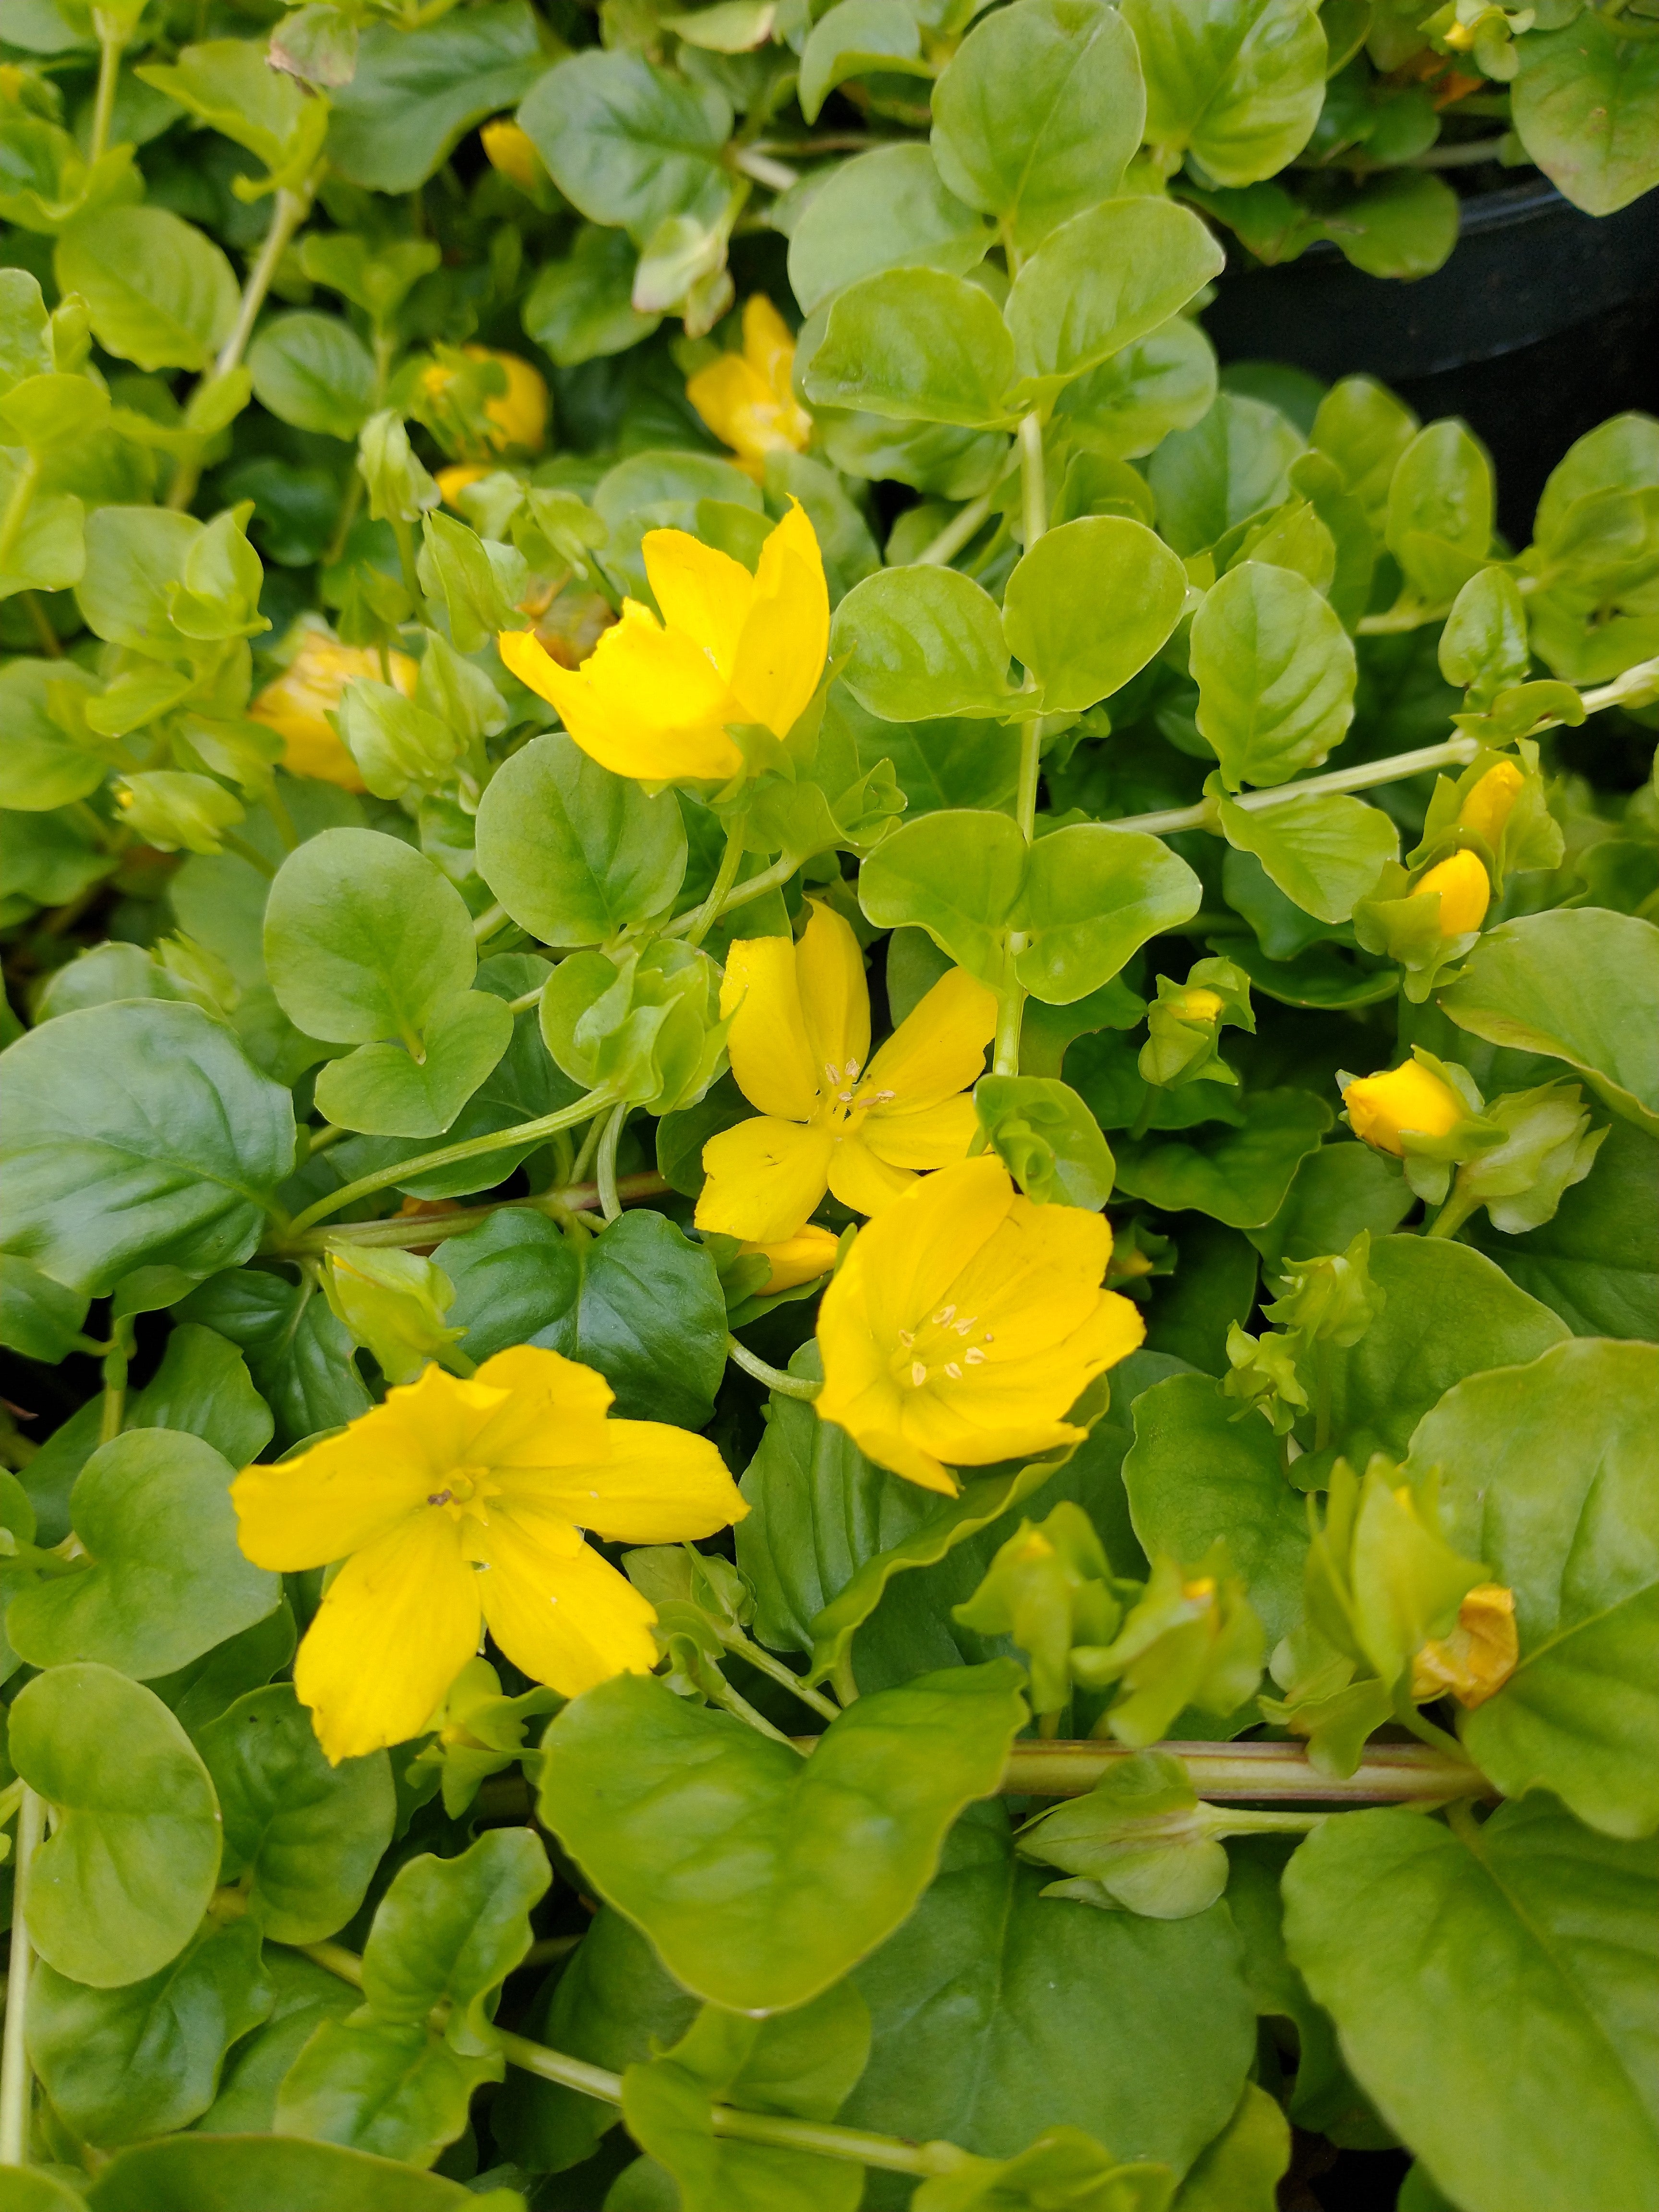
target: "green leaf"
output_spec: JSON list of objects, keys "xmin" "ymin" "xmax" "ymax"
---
[
  {"xmin": 1172, "ymin": 2083, "xmax": 1291, "ymax": 2211},
  {"xmin": 1004, "ymin": 198, "xmax": 1225, "ymax": 410},
  {"xmin": 857, "ymin": 808, "xmax": 1026, "ymax": 982},
  {"xmin": 805, "ymin": 270, "xmax": 1018, "ymax": 430},
  {"xmin": 787, "ymin": 144, "xmax": 993, "ymax": 316},
  {"xmin": 1015, "ymin": 826, "xmax": 1203, "ymax": 1004},
  {"xmin": 799, "ymin": 0, "xmax": 932, "ymax": 125},
  {"xmin": 196, "ymin": 1950, "xmax": 362, "ymax": 2135},
  {"xmin": 1384, "ymin": 421, "xmax": 1494, "ymax": 606},
  {"xmin": 313, "ymin": 988, "xmax": 514, "ymax": 1139},
  {"xmin": 1405, "ymin": 1338, "xmax": 1659, "ymax": 1839},
  {"xmin": 976, "ymin": 1074, "xmax": 1116, "ymax": 1210},
  {"xmin": 1513, "ymin": 15, "xmax": 1659, "ymax": 218},
  {"xmin": 10, "ymin": 1663, "xmax": 222, "ymax": 1987},
  {"xmin": 522, "ymin": 225, "xmax": 661, "ymax": 368},
  {"xmin": 327, "ymin": 1, "xmax": 549, "ymax": 195},
  {"xmin": 518, "ymin": 48, "xmax": 731, "ymax": 246},
  {"xmin": 198, "ymin": 1684, "xmax": 395, "ymax": 1941},
  {"xmin": 135, "ymin": 37, "xmax": 328, "ymax": 190},
  {"xmin": 1190, "ymin": 563, "xmax": 1356, "ymax": 790},
  {"xmin": 915, "ymin": 2128, "xmax": 1176, "ymax": 2212},
  {"xmin": 0, "ymin": 1000, "xmax": 295, "ymax": 1297},
  {"xmin": 54, "ymin": 207, "xmax": 238, "ymax": 375},
  {"xmin": 1439, "ymin": 909, "xmax": 1659, "ymax": 1139},
  {"xmin": 29, "ymin": 1919, "xmax": 273, "ymax": 2147},
  {"xmin": 0, "ymin": 657, "xmax": 107, "ymax": 811},
  {"xmin": 537, "ymin": 1662, "xmax": 1028, "ymax": 2012},
  {"xmin": 1123, "ymin": 0, "xmax": 1326, "ymax": 185},
  {"xmin": 1282, "ymin": 1800, "xmax": 1659, "ymax": 2212},
  {"xmin": 1319, "ymin": 172, "xmax": 1458, "ymax": 281},
  {"xmin": 841, "ymin": 1801, "xmax": 1254, "ymax": 2174},
  {"xmin": 264, "ymin": 828, "xmax": 477, "ymax": 1046},
  {"xmin": 1149, "ymin": 391, "xmax": 1306, "ymax": 557},
  {"xmin": 0, "ymin": 1251, "xmax": 89, "ymax": 1363},
  {"xmin": 930, "ymin": 0, "xmax": 1145, "ymax": 252},
  {"xmin": 1053, "ymin": 317, "xmax": 1218, "ymax": 463},
  {"xmin": 1248, "ymin": 1141, "xmax": 1414, "ymax": 1272},
  {"xmin": 9, "ymin": 1428, "xmax": 279, "ymax": 1679},
  {"xmin": 148, "ymin": 1604, "xmax": 298, "ymax": 1740},
  {"xmin": 476, "ymin": 732, "xmax": 687, "ymax": 946},
  {"xmin": 83, "ymin": 2133, "xmax": 516, "ymax": 2210},
  {"xmin": 1125, "ymin": 1374, "xmax": 1308, "ymax": 1641},
  {"xmin": 128, "ymin": 1321, "xmax": 273, "ymax": 1466},
  {"xmin": 1469, "ymin": 1117, "xmax": 1657, "ymax": 1341},
  {"xmin": 831, "ymin": 565, "xmax": 1014, "ymax": 721},
  {"xmin": 1113, "ymin": 1088, "xmax": 1332, "ymax": 1228},
  {"xmin": 175, "ymin": 1268, "xmax": 372, "ymax": 1449},
  {"xmin": 1217, "ymin": 792, "xmax": 1396, "ymax": 922},
  {"xmin": 361, "ymin": 1827, "xmax": 552, "ymax": 2046},
  {"xmin": 1003, "ymin": 517, "xmax": 1188, "ymax": 714},
  {"xmin": 248, "ymin": 314, "xmax": 378, "ymax": 442}
]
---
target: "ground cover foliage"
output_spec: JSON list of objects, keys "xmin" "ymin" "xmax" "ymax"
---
[{"xmin": 0, "ymin": 1, "xmax": 1658, "ymax": 2207}]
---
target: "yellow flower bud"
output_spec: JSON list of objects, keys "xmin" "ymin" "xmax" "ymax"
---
[
  {"xmin": 1456, "ymin": 758, "xmax": 1525, "ymax": 848},
  {"xmin": 1414, "ymin": 848, "xmax": 1491, "ymax": 935},
  {"xmin": 481, "ymin": 118, "xmax": 543, "ymax": 192},
  {"xmin": 738, "ymin": 1225, "xmax": 841, "ymax": 1294},
  {"xmin": 436, "ymin": 462, "xmax": 492, "ymax": 510},
  {"xmin": 1410, "ymin": 1582, "xmax": 1518, "ymax": 1708},
  {"xmin": 1344, "ymin": 1060, "xmax": 1468, "ymax": 1157},
  {"xmin": 251, "ymin": 632, "xmax": 419, "ymax": 791},
  {"xmin": 1443, "ymin": 18, "xmax": 1476, "ymax": 46},
  {"xmin": 1175, "ymin": 987, "xmax": 1224, "ymax": 1022},
  {"xmin": 423, "ymin": 346, "xmax": 548, "ymax": 460}
]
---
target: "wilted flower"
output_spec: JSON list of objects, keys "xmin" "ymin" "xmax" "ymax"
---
[
  {"xmin": 696, "ymin": 901, "xmax": 996, "ymax": 1243},
  {"xmin": 1411, "ymin": 1582, "xmax": 1519, "ymax": 1708},
  {"xmin": 815, "ymin": 1157, "xmax": 1144, "ymax": 1494},
  {"xmin": 497, "ymin": 501, "xmax": 829, "ymax": 784},
  {"xmin": 686, "ymin": 297, "xmax": 812, "ymax": 479}
]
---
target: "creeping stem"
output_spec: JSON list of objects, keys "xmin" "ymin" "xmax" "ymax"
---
[
  {"xmin": 88, "ymin": 9, "xmax": 126, "ymax": 163},
  {"xmin": 992, "ymin": 414, "xmax": 1051, "ymax": 1077},
  {"xmin": 0, "ymin": 1790, "xmax": 46, "ymax": 2166},
  {"xmin": 725, "ymin": 1335, "xmax": 822, "ymax": 1399}
]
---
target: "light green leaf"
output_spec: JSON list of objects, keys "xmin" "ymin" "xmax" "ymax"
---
[
  {"xmin": 313, "ymin": 988, "xmax": 514, "ymax": 1138},
  {"xmin": 1003, "ymin": 517, "xmax": 1188, "ymax": 713},
  {"xmin": 0, "ymin": 1251, "xmax": 89, "ymax": 1364},
  {"xmin": 1191, "ymin": 562, "xmax": 1357, "ymax": 790},
  {"xmin": 518, "ymin": 47, "xmax": 731, "ymax": 246},
  {"xmin": 199, "ymin": 1684, "xmax": 395, "ymax": 1941},
  {"xmin": 196, "ymin": 1950, "xmax": 362, "ymax": 2135},
  {"xmin": 327, "ymin": 1, "xmax": 548, "ymax": 194},
  {"xmin": 831, "ymin": 565, "xmax": 1014, "ymax": 721},
  {"xmin": 82, "ymin": 2133, "xmax": 506, "ymax": 2210},
  {"xmin": 10, "ymin": 1663, "xmax": 222, "ymax": 1987},
  {"xmin": 1513, "ymin": 15, "xmax": 1659, "ymax": 218},
  {"xmin": 55, "ymin": 207, "xmax": 238, "ymax": 374},
  {"xmin": 248, "ymin": 314, "xmax": 377, "ymax": 441},
  {"xmin": 1015, "ymin": 825, "xmax": 1204, "ymax": 1003},
  {"xmin": 1172, "ymin": 2083, "xmax": 1291, "ymax": 2211},
  {"xmin": 1217, "ymin": 791, "xmax": 1397, "ymax": 921},
  {"xmin": 1052, "ymin": 316, "xmax": 1219, "ymax": 462},
  {"xmin": 787, "ymin": 144, "xmax": 993, "ymax": 315},
  {"xmin": 1113, "ymin": 1088, "xmax": 1332, "ymax": 1228},
  {"xmin": 361, "ymin": 1827, "xmax": 552, "ymax": 2047},
  {"xmin": 1122, "ymin": 0, "xmax": 1326, "ymax": 185},
  {"xmin": 799, "ymin": 0, "xmax": 932, "ymax": 124},
  {"xmin": 1406, "ymin": 1339, "xmax": 1659, "ymax": 1839},
  {"xmin": 537, "ymin": 1662, "xmax": 1028, "ymax": 2012},
  {"xmin": 1468, "ymin": 1116, "xmax": 1658, "ymax": 1341},
  {"xmin": 0, "ymin": 657, "xmax": 107, "ymax": 811},
  {"xmin": 127, "ymin": 1321, "xmax": 273, "ymax": 1467},
  {"xmin": 1149, "ymin": 391, "xmax": 1306, "ymax": 556},
  {"xmin": 522, "ymin": 225, "xmax": 661, "ymax": 367},
  {"xmin": 1384, "ymin": 420, "xmax": 1494, "ymax": 606},
  {"xmin": 857, "ymin": 807, "xmax": 1027, "ymax": 983},
  {"xmin": 805, "ymin": 269, "xmax": 1018, "ymax": 430},
  {"xmin": 1282, "ymin": 1800, "xmax": 1659, "ymax": 2212}
]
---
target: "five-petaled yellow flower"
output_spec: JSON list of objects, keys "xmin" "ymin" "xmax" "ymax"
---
[
  {"xmin": 815, "ymin": 1157, "xmax": 1145, "ymax": 1496},
  {"xmin": 1342, "ymin": 1058, "xmax": 1466, "ymax": 1155},
  {"xmin": 498, "ymin": 500, "xmax": 829, "ymax": 785},
  {"xmin": 687, "ymin": 297, "xmax": 812, "ymax": 480},
  {"xmin": 251, "ymin": 630, "xmax": 417, "ymax": 792},
  {"xmin": 231, "ymin": 1347, "xmax": 746, "ymax": 1763},
  {"xmin": 696, "ymin": 902, "xmax": 997, "ymax": 1244}
]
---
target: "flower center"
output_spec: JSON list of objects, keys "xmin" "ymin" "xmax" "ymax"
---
[
  {"xmin": 890, "ymin": 1302, "xmax": 995, "ymax": 1389},
  {"xmin": 426, "ymin": 1464, "xmax": 500, "ymax": 1523},
  {"xmin": 815, "ymin": 1058, "xmax": 898, "ymax": 1140}
]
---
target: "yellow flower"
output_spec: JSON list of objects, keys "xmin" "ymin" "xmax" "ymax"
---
[
  {"xmin": 815, "ymin": 1156, "xmax": 1145, "ymax": 1495},
  {"xmin": 741, "ymin": 1225, "xmax": 842, "ymax": 1293},
  {"xmin": 1414, "ymin": 848, "xmax": 1490, "ymax": 934},
  {"xmin": 230, "ymin": 1347, "xmax": 746, "ymax": 1763},
  {"xmin": 1455, "ymin": 758, "xmax": 1525, "ymax": 847},
  {"xmin": 686, "ymin": 297, "xmax": 812, "ymax": 481},
  {"xmin": 481, "ymin": 117, "xmax": 543, "ymax": 192},
  {"xmin": 251, "ymin": 632, "xmax": 417, "ymax": 792},
  {"xmin": 422, "ymin": 346, "xmax": 548, "ymax": 460},
  {"xmin": 696, "ymin": 902, "xmax": 997, "ymax": 1244},
  {"xmin": 1411, "ymin": 1582, "xmax": 1518, "ymax": 1708},
  {"xmin": 498, "ymin": 501, "xmax": 829, "ymax": 785},
  {"xmin": 1174, "ymin": 986, "xmax": 1223, "ymax": 1021},
  {"xmin": 436, "ymin": 462, "xmax": 492, "ymax": 510},
  {"xmin": 1343, "ymin": 1059, "xmax": 1467, "ymax": 1156}
]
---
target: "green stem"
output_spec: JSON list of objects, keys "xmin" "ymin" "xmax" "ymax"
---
[
  {"xmin": 1355, "ymin": 599, "xmax": 1454, "ymax": 636},
  {"xmin": 595, "ymin": 1102, "xmax": 627, "ymax": 1225},
  {"xmin": 708, "ymin": 1671, "xmax": 803, "ymax": 1747},
  {"xmin": 221, "ymin": 831, "xmax": 277, "ymax": 880},
  {"xmin": 988, "ymin": 428, "xmax": 1052, "ymax": 1078},
  {"xmin": 663, "ymin": 847, "xmax": 802, "ymax": 939},
  {"xmin": 20, "ymin": 593, "xmax": 61, "ymax": 658},
  {"xmin": 88, "ymin": 10, "xmax": 126, "ymax": 162},
  {"xmin": 99, "ymin": 1329, "xmax": 130, "ymax": 1446},
  {"xmin": 682, "ymin": 816, "xmax": 748, "ymax": 949},
  {"xmin": 915, "ymin": 489, "xmax": 995, "ymax": 568},
  {"xmin": 1425, "ymin": 1182, "xmax": 1480, "ymax": 1240},
  {"xmin": 282, "ymin": 1173, "xmax": 673, "ymax": 1255},
  {"xmin": 1127, "ymin": 1085, "xmax": 1158, "ymax": 1142},
  {"xmin": 726, "ymin": 1335, "xmax": 822, "ymax": 1399},
  {"xmin": 0, "ymin": 1789, "xmax": 45, "ymax": 2165},
  {"xmin": 283, "ymin": 1089, "xmax": 615, "ymax": 1238},
  {"xmin": 722, "ymin": 1629, "xmax": 842, "ymax": 1721},
  {"xmin": 1001, "ymin": 1737, "xmax": 1487, "ymax": 1802},
  {"xmin": 1391, "ymin": 1691, "xmax": 1470, "ymax": 1764},
  {"xmin": 0, "ymin": 456, "xmax": 40, "ymax": 577},
  {"xmin": 471, "ymin": 901, "xmax": 509, "ymax": 943},
  {"xmin": 1403, "ymin": 136, "xmax": 1514, "ymax": 169},
  {"xmin": 1016, "ymin": 412, "xmax": 1047, "ymax": 553},
  {"xmin": 0, "ymin": 1781, "xmax": 22, "ymax": 1830}
]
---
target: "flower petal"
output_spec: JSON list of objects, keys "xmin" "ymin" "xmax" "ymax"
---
[
  {"xmin": 697, "ymin": 1114, "xmax": 834, "ymax": 1243},
  {"xmin": 862, "ymin": 1094, "xmax": 979, "ymax": 1172},
  {"xmin": 580, "ymin": 1420, "xmax": 748, "ymax": 1543},
  {"xmin": 721, "ymin": 934, "xmax": 821, "ymax": 1118},
  {"xmin": 826, "ymin": 1133, "xmax": 914, "ymax": 1216},
  {"xmin": 796, "ymin": 901, "xmax": 870, "ymax": 1090},
  {"xmin": 505, "ymin": 604, "xmax": 744, "ymax": 782},
  {"xmin": 863, "ymin": 966, "xmax": 996, "ymax": 1111},
  {"xmin": 294, "ymin": 1510, "xmax": 480, "ymax": 1763},
  {"xmin": 641, "ymin": 527, "xmax": 754, "ymax": 682},
  {"xmin": 744, "ymin": 295, "xmax": 797, "ymax": 398},
  {"xmin": 728, "ymin": 500, "xmax": 829, "ymax": 739},
  {"xmin": 480, "ymin": 1523, "xmax": 659, "ymax": 1697},
  {"xmin": 468, "ymin": 1344, "xmax": 616, "ymax": 1468},
  {"xmin": 231, "ymin": 1363, "xmax": 503, "ymax": 1571},
  {"xmin": 685, "ymin": 353, "xmax": 776, "ymax": 474},
  {"xmin": 847, "ymin": 1155, "xmax": 1014, "ymax": 1342}
]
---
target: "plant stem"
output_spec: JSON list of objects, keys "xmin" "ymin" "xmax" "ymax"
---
[
  {"xmin": 1404, "ymin": 136, "xmax": 1514, "ymax": 168},
  {"xmin": 726, "ymin": 1335, "xmax": 822, "ymax": 1399},
  {"xmin": 595, "ymin": 1103, "xmax": 627, "ymax": 1224},
  {"xmin": 1355, "ymin": 599, "xmax": 1454, "ymax": 636},
  {"xmin": 682, "ymin": 816, "xmax": 748, "ymax": 949},
  {"xmin": 20, "ymin": 594, "xmax": 61, "ymax": 657},
  {"xmin": 990, "ymin": 424, "xmax": 1051, "ymax": 1077},
  {"xmin": 0, "ymin": 457, "xmax": 40, "ymax": 577},
  {"xmin": 723, "ymin": 1630, "xmax": 842, "ymax": 1721},
  {"xmin": 99, "ymin": 1323, "xmax": 131, "ymax": 1445},
  {"xmin": 1000, "ymin": 1738, "xmax": 1488, "ymax": 1802},
  {"xmin": 283, "ymin": 1090, "xmax": 615, "ymax": 1238},
  {"xmin": 471, "ymin": 901, "xmax": 509, "ymax": 943},
  {"xmin": 88, "ymin": 10, "xmax": 126, "ymax": 162},
  {"xmin": 915, "ymin": 490, "xmax": 995, "ymax": 568},
  {"xmin": 1425, "ymin": 1183, "xmax": 1479, "ymax": 1239},
  {"xmin": 221, "ymin": 832, "xmax": 277, "ymax": 879},
  {"xmin": 0, "ymin": 1789, "xmax": 45, "ymax": 2165},
  {"xmin": 662, "ymin": 847, "xmax": 802, "ymax": 938}
]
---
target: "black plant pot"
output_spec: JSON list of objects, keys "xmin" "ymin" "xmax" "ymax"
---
[{"xmin": 1202, "ymin": 177, "xmax": 1659, "ymax": 541}]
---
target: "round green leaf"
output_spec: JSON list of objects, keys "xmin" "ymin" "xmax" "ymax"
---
[
  {"xmin": 831, "ymin": 565, "xmax": 1014, "ymax": 721},
  {"xmin": 0, "ymin": 1000, "xmax": 296, "ymax": 1297},
  {"xmin": 1004, "ymin": 517, "xmax": 1188, "ymax": 714},
  {"xmin": 11, "ymin": 1663, "xmax": 223, "ymax": 1988},
  {"xmin": 1405, "ymin": 1338, "xmax": 1659, "ymax": 1840},
  {"xmin": 248, "ymin": 313, "xmax": 377, "ymax": 441},
  {"xmin": 54, "ymin": 207, "xmax": 238, "ymax": 375},
  {"xmin": 804, "ymin": 270, "xmax": 1018, "ymax": 431},
  {"xmin": 856, "ymin": 807, "xmax": 1028, "ymax": 985},
  {"xmin": 1282, "ymin": 1800, "xmax": 1659, "ymax": 2212},
  {"xmin": 8, "ymin": 1429, "xmax": 280, "ymax": 1680},
  {"xmin": 0, "ymin": 657, "xmax": 106, "ymax": 811},
  {"xmin": 198, "ymin": 1684, "xmax": 396, "ymax": 1942},
  {"xmin": 1217, "ymin": 791, "xmax": 1397, "ymax": 924},
  {"xmin": 263, "ymin": 827, "xmax": 477, "ymax": 1046},
  {"xmin": 1121, "ymin": 0, "xmax": 1327, "ymax": 187},
  {"xmin": 787, "ymin": 144, "xmax": 993, "ymax": 317},
  {"xmin": 518, "ymin": 48, "xmax": 731, "ymax": 244},
  {"xmin": 1112, "ymin": 1087, "xmax": 1333, "ymax": 1227},
  {"xmin": 1513, "ymin": 15, "xmax": 1659, "ymax": 218},
  {"xmin": 475, "ymin": 732, "xmax": 688, "ymax": 947},
  {"xmin": 361, "ymin": 1827, "xmax": 552, "ymax": 2041},
  {"xmin": 325, "ymin": 2, "xmax": 548, "ymax": 194},
  {"xmin": 1053, "ymin": 316, "xmax": 1219, "ymax": 463},
  {"xmin": 1015, "ymin": 825, "xmax": 1203, "ymax": 1003},
  {"xmin": 1191, "ymin": 560, "xmax": 1357, "ymax": 790},
  {"xmin": 82, "ymin": 2133, "xmax": 507, "ymax": 2211},
  {"xmin": 1149, "ymin": 391, "xmax": 1306, "ymax": 557},
  {"xmin": 312, "ymin": 988, "xmax": 514, "ymax": 1138},
  {"xmin": 798, "ymin": 0, "xmax": 931, "ymax": 124}
]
